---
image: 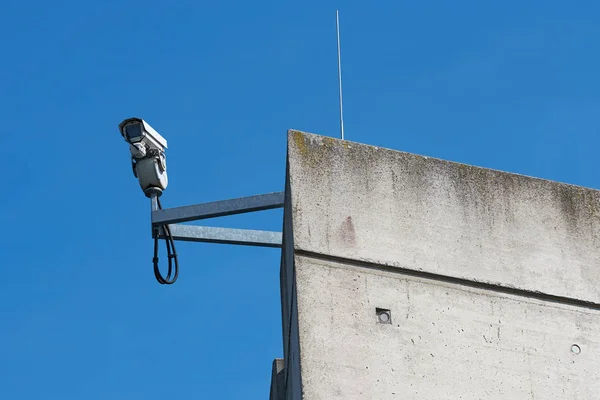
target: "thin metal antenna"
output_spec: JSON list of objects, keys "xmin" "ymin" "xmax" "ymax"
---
[{"xmin": 336, "ymin": 10, "xmax": 345, "ymax": 140}]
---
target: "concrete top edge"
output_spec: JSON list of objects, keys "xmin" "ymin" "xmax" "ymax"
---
[{"xmin": 286, "ymin": 129, "xmax": 597, "ymax": 193}]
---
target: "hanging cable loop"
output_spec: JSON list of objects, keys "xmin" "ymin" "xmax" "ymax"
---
[{"xmin": 153, "ymin": 197, "xmax": 179, "ymax": 284}]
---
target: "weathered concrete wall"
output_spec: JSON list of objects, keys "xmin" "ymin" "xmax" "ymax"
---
[
  {"xmin": 294, "ymin": 255, "xmax": 600, "ymax": 399},
  {"xmin": 287, "ymin": 131, "xmax": 600, "ymax": 304},
  {"xmin": 279, "ymin": 130, "xmax": 600, "ymax": 399}
]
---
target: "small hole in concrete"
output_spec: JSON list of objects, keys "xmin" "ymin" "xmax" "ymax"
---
[
  {"xmin": 571, "ymin": 344, "xmax": 581, "ymax": 355},
  {"xmin": 376, "ymin": 308, "xmax": 391, "ymax": 324}
]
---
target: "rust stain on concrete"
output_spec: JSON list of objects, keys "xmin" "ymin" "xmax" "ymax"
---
[{"xmin": 340, "ymin": 216, "xmax": 356, "ymax": 246}]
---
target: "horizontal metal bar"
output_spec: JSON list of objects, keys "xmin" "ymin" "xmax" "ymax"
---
[
  {"xmin": 158, "ymin": 224, "xmax": 282, "ymax": 248},
  {"xmin": 152, "ymin": 191, "xmax": 284, "ymax": 226}
]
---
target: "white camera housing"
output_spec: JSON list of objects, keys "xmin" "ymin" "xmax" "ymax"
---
[
  {"xmin": 119, "ymin": 117, "xmax": 168, "ymax": 151},
  {"xmin": 119, "ymin": 117, "xmax": 168, "ymax": 196}
]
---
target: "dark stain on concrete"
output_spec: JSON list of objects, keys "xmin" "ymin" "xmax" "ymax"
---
[{"xmin": 340, "ymin": 216, "xmax": 357, "ymax": 246}]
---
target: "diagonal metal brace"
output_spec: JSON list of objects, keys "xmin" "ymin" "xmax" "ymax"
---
[
  {"xmin": 152, "ymin": 192, "xmax": 284, "ymax": 226},
  {"xmin": 157, "ymin": 224, "xmax": 282, "ymax": 248}
]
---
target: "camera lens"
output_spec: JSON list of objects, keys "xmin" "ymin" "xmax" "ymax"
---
[{"xmin": 125, "ymin": 123, "xmax": 143, "ymax": 142}]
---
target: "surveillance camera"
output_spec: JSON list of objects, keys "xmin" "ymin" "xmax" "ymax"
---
[{"xmin": 119, "ymin": 117, "xmax": 168, "ymax": 197}]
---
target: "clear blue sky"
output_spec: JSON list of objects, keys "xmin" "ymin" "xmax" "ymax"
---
[{"xmin": 1, "ymin": 1, "xmax": 600, "ymax": 398}]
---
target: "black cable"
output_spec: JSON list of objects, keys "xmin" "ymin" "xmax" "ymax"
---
[{"xmin": 153, "ymin": 196, "xmax": 179, "ymax": 284}]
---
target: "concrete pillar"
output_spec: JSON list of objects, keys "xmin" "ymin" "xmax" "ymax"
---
[{"xmin": 272, "ymin": 130, "xmax": 600, "ymax": 399}]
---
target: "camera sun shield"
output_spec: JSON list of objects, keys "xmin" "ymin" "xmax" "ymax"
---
[{"xmin": 119, "ymin": 117, "xmax": 168, "ymax": 152}]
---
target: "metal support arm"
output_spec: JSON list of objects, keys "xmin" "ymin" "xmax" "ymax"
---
[
  {"xmin": 152, "ymin": 192, "xmax": 284, "ymax": 226},
  {"xmin": 157, "ymin": 224, "xmax": 282, "ymax": 248},
  {"xmin": 151, "ymin": 191, "xmax": 284, "ymax": 248}
]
